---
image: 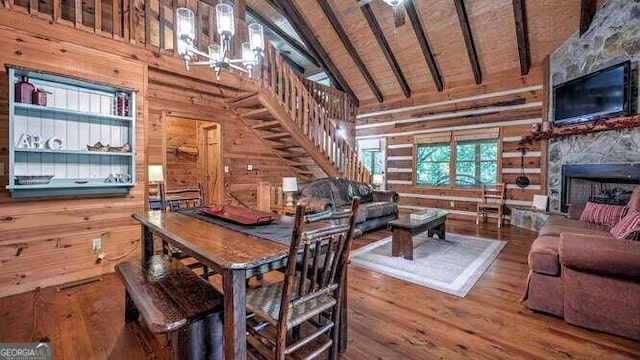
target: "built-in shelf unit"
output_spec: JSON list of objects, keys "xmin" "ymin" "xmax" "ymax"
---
[{"xmin": 6, "ymin": 66, "xmax": 136, "ymax": 198}]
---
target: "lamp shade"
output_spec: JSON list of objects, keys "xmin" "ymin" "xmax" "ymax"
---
[
  {"xmin": 216, "ymin": 3, "xmax": 235, "ymax": 36},
  {"xmin": 282, "ymin": 177, "xmax": 298, "ymax": 192},
  {"xmin": 372, "ymin": 174, "xmax": 383, "ymax": 185},
  {"xmin": 148, "ymin": 165, "xmax": 165, "ymax": 183},
  {"xmin": 248, "ymin": 23, "xmax": 264, "ymax": 51},
  {"xmin": 208, "ymin": 44, "xmax": 222, "ymax": 62},
  {"xmin": 241, "ymin": 42, "xmax": 254, "ymax": 64},
  {"xmin": 176, "ymin": 8, "xmax": 195, "ymax": 56}
]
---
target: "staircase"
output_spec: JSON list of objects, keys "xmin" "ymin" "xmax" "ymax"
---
[{"xmin": 230, "ymin": 46, "xmax": 370, "ymax": 183}]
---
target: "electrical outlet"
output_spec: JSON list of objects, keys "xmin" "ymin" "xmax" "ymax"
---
[
  {"xmin": 247, "ymin": 164, "xmax": 253, "ymax": 171},
  {"xmin": 450, "ymin": 201, "xmax": 455, "ymax": 208},
  {"xmin": 224, "ymin": 165, "xmax": 229, "ymax": 173},
  {"xmin": 92, "ymin": 238, "xmax": 102, "ymax": 251}
]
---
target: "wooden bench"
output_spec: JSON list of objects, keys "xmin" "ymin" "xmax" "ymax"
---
[{"xmin": 115, "ymin": 255, "xmax": 224, "ymax": 360}]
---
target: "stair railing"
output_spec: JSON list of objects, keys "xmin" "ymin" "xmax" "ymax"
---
[{"xmin": 259, "ymin": 45, "xmax": 370, "ymax": 183}]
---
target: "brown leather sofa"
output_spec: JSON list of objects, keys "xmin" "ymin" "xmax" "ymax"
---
[
  {"xmin": 525, "ymin": 188, "xmax": 640, "ymax": 341},
  {"xmin": 295, "ymin": 177, "xmax": 399, "ymax": 235}
]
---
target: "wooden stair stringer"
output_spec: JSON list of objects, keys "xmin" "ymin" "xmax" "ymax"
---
[
  {"xmin": 257, "ymin": 92, "xmax": 339, "ymax": 178},
  {"xmin": 229, "ymin": 106, "xmax": 317, "ymax": 181}
]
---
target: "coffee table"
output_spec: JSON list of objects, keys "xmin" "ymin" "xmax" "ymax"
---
[{"xmin": 387, "ymin": 210, "xmax": 448, "ymax": 260}]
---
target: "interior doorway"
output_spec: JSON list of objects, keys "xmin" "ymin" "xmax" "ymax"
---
[
  {"xmin": 201, "ymin": 123, "xmax": 223, "ymax": 205},
  {"xmin": 163, "ymin": 115, "xmax": 223, "ymax": 205}
]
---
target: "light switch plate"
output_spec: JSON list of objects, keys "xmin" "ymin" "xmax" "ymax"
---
[
  {"xmin": 247, "ymin": 164, "xmax": 253, "ymax": 171},
  {"xmin": 224, "ymin": 166, "xmax": 229, "ymax": 173}
]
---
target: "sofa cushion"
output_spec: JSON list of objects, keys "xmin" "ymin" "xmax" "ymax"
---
[
  {"xmin": 359, "ymin": 201, "xmax": 398, "ymax": 220},
  {"xmin": 538, "ymin": 219, "xmax": 612, "ymax": 237},
  {"xmin": 528, "ymin": 236, "xmax": 561, "ymax": 276},
  {"xmin": 579, "ymin": 201, "xmax": 627, "ymax": 227},
  {"xmin": 610, "ymin": 210, "xmax": 640, "ymax": 240}
]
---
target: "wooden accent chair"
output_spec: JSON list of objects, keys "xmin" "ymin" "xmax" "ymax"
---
[
  {"xmin": 245, "ymin": 198, "xmax": 359, "ymax": 360},
  {"xmin": 476, "ymin": 183, "xmax": 506, "ymax": 228},
  {"xmin": 159, "ymin": 183, "xmax": 211, "ymax": 279},
  {"xmin": 160, "ymin": 183, "xmax": 205, "ymax": 211}
]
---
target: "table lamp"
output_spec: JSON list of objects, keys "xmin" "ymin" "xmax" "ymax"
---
[
  {"xmin": 282, "ymin": 177, "xmax": 298, "ymax": 206},
  {"xmin": 148, "ymin": 165, "xmax": 165, "ymax": 198},
  {"xmin": 372, "ymin": 174, "xmax": 383, "ymax": 189}
]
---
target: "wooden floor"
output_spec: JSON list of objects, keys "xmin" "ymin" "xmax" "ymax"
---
[{"xmin": 1, "ymin": 219, "xmax": 639, "ymax": 359}]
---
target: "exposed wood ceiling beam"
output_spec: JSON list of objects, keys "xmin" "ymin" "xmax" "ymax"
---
[
  {"xmin": 317, "ymin": 0, "xmax": 384, "ymax": 103},
  {"xmin": 266, "ymin": 0, "xmax": 360, "ymax": 105},
  {"xmin": 246, "ymin": 4, "xmax": 320, "ymax": 67},
  {"xmin": 404, "ymin": 0, "xmax": 444, "ymax": 92},
  {"xmin": 453, "ymin": 0, "xmax": 482, "ymax": 84},
  {"xmin": 580, "ymin": 0, "xmax": 597, "ymax": 36},
  {"xmin": 360, "ymin": 2, "xmax": 411, "ymax": 98},
  {"xmin": 512, "ymin": 0, "xmax": 531, "ymax": 75}
]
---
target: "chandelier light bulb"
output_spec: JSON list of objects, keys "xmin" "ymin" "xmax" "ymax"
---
[
  {"xmin": 248, "ymin": 23, "xmax": 264, "ymax": 52},
  {"xmin": 216, "ymin": 3, "xmax": 235, "ymax": 37},
  {"xmin": 176, "ymin": 7, "xmax": 195, "ymax": 57}
]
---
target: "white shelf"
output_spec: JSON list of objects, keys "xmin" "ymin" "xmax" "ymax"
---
[
  {"xmin": 14, "ymin": 102, "xmax": 133, "ymax": 122},
  {"xmin": 14, "ymin": 148, "xmax": 134, "ymax": 156}
]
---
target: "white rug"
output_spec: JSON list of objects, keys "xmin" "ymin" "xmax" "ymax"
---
[{"xmin": 350, "ymin": 233, "xmax": 506, "ymax": 297}]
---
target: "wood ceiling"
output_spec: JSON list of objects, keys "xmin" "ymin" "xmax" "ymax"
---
[{"xmin": 245, "ymin": 0, "xmax": 607, "ymax": 108}]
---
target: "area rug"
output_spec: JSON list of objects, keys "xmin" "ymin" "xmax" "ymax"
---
[{"xmin": 349, "ymin": 233, "xmax": 506, "ymax": 297}]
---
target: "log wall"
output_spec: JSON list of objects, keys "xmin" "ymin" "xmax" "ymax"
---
[{"xmin": 356, "ymin": 68, "xmax": 546, "ymax": 221}]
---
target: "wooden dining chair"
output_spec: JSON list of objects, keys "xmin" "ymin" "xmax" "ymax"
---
[
  {"xmin": 159, "ymin": 183, "xmax": 212, "ymax": 279},
  {"xmin": 476, "ymin": 183, "xmax": 506, "ymax": 228},
  {"xmin": 244, "ymin": 198, "xmax": 359, "ymax": 360},
  {"xmin": 160, "ymin": 183, "xmax": 205, "ymax": 211}
]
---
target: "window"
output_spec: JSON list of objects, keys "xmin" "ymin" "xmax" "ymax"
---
[
  {"xmin": 455, "ymin": 140, "xmax": 498, "ymax": 187},
  {"xmin": 414, "ymin": 129, "xmax": 499, "ymax": 188},
  {"xmin": 362, "ymin": 149, "xmax": 383, "ymax": 175},
  {"xmin": 416, "ymin": 143, "xmax": 451, "ymax": 186}
]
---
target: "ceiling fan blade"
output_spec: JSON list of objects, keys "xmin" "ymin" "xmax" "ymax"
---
[
  {"xmin": 393, "ymin": 4, "xmax": 406, "ymax": 27},
  {"xmin": 341, "ymin": 0, "xmax": 373, "ymax": 16}
]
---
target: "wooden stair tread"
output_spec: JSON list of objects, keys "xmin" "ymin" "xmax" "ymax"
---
[
  {"xmin": 231, "ymin": 93, "xmax": 261, "ymax": 108},
  {"xmin": 262, "ymin": 132, "xmax": 291, "ymax": 140},
  {"xmin": 272, "ymin": 143, "xmax": 302, "ymax": 149},
  {"xmin": 251, "ymin": 121, "xmax": 281, "ymax": 130},
  {"xmin": 241, "ymin": 107, "xmax": 272, "ymax": 119}
]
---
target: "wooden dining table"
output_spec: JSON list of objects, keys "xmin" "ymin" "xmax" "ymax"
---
[{"xmin": 132, "ymin": 210, "xmax": 348, "ymax": 359}]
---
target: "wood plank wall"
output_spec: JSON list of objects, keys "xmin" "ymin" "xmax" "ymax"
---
[
  {"xmin": 0, "ymin": 18, "xmax": 294, "ymax": 297},
  {"xmin": 356, "ymin": 68, "xmax": 545, "ymax": 221},
  {"xmin": 0, "ymin": 25, "xmax": 146, "ymax": 297},
  {"xmin": 146, "ymin": 68, "xmax": 297, "ymax": 208}
]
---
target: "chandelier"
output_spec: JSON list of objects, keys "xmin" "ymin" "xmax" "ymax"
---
[{"xmin": 176, "ymin": 4, "xmax": 265, "ymax": 79}]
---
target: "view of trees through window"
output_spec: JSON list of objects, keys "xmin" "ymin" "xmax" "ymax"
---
[
  {"xmin": 416, "ymin": 140, "xmax": 498, "ymax": 187},
  {"xmin": 362, "ymin": 150, "xmax": 383, "ymax": 175}
]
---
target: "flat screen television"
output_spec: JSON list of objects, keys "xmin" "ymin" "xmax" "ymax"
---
[{"xmin": 553, "ymin": 61, "xmax": 631, "ymax": 127}]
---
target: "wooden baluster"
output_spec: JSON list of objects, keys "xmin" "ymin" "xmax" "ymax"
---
[
  {"xmin": 112, "ymin": 0, "xmax": 121, "ymax": 38},
  {"xmin": 144, "ymin": 0, "xmax": 150, "ymax": 46},
  {"xmin": 94, "ymin": 0, "xmax": 102, "ymax": 32},
  {"xmin": 129, "ymin": 0, "xmax": 136, "ymax": 44},
  {"xmin": 158, "ymin": 0, "xmax": 166, "ymax": 49},
  {"xmin": 53, "ymin": 0, "xmax": 61, "ymax": 23},
  {"xmin": 74, "ymin": 0, "xmax": 82, "ymax": 27}
]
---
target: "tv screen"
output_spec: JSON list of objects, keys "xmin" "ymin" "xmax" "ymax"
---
[{"xmin": 553, "ymin": 61, "xmax": 630, "ymax": 127}]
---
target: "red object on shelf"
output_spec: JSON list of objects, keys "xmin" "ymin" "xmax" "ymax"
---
[
  {"xmin": 15, "ymin": 76, "xmax": 35, "ymax": 104},
  {"xmin": 200, "ymin": 205, "xmax": 277, "ymax": 225}
]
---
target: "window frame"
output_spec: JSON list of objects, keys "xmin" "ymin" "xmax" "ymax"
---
[{"xmin": 414, "ymin": 131, "xmax": 502, "ymax": 189}]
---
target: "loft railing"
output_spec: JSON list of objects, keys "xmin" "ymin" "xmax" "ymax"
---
[
  {"xmin": 302, "ymin": 79, "xmax": 357, "ymax": 124},
  {"xmin": 259, "ymin": 45, "xmax": 370, "ymax": 183}
]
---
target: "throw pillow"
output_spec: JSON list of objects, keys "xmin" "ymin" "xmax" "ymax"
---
[
  {"xmin": 579, "ymin": 201, "xmax": 627, "ymax": 227},
  {"xmin": 610, "ymin": 211, "xmax": 640, "ymax": 240}
]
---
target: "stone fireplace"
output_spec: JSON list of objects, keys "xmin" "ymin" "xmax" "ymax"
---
[{"xmin": 560, "ymin": 163, "xmax": 640, "ymax": 212}]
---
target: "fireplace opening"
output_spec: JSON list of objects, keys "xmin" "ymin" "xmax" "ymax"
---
[{"xmin": 561, "ymin": 163, "xmax": 640, "ymax": 212}]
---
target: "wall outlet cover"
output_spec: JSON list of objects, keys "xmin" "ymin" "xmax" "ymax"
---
[
  {"xmin": 92, "ymin": 238, "xmax": 102, "ymax": 251},
  {"xmin": 247, "ymin": 164, "xmax": 253, "ymax": 171},
  {"xmin": 224, "ymin": 165, "xmax": 229, "ymax": 173}
]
